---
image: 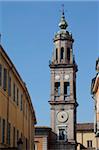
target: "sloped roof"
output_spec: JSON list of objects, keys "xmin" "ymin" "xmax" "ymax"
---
[{"xmin": 77, "ymin": 123, "xmax": 94, "ymax": 132}]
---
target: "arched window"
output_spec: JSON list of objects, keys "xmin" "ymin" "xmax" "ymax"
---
[
  {"xmin": 67, "ymin": 48, "xmax": 70, "ymax": 62},
  {"xmin": 56, "ymin": 48, "xmax": 58, "ymax": 61},
  {"xmin": 60, "ymin": 47, "xmax": 64, "ymax": 60},
  {"xmin": 55, "ymin": 82, "xmax": 60, "ymax": 96},
  {"xmin": 64, "ymin": 82, "xmax": 70, "ymax": 96}
]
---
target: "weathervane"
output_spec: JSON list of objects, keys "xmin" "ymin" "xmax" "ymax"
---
[
  {"xmin": 60, "ymin": 4, "xmax": 67, "ymax": 17},
  {"xmin": 0, "ymin": 33, "xmax": 1, "ymax": 44},
  {"xmin": 62, "ymin": 4, "xmax": 64, "ymax": 15}
]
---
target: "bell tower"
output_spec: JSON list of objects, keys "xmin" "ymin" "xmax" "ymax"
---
[{"xmin": 49, "ymin": 8, "xmax": 78, "ymax": 149}]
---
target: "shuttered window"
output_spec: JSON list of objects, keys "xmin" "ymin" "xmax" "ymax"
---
[
  {"xmin": 8, "ymin": 76, "xmax": 11, "ymax": 96},
  {"xmin": 13, "ymin": 83, "xmax": 15, "ymax": 101},
  {"xmin": 13, "ymin": 127, "xmax": 15, "ymax": 147},
  {"xmin": 2, "ymin": 119, "xmax": 5, "ymax": 143},
  {"xmin": 3, "ymin": 68, "xmax": 7, "ymax": 91},
  {"xmin": 7, "ymin": 122, "xmax": 11, "ymax": 145},
  {"xmin": 20, "ymin": 94, "xmax": 23, "ymax": 111},
  {"xmin": 17, "ymin": 88, "xmax": 19, "ymax": 105}
]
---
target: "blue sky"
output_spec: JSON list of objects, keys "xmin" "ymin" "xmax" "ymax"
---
[{"xmin": 0, "ymin": 1, "xmax": 99, "ymax": 126}]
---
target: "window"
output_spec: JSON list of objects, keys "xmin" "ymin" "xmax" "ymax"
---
[
  {"xmin": 67, "ymin": 48, "xmax": 70, "ymax": 63},
  {"xmin": 8, "ymin": 76, "xmax": 11, "ymax": 96},
  {"xmin": 34, "ymin": 143, "xmax": 38, "ymax": 150},
  {"xmin": 26, "ymin": 138, "xmax": 28, "ymax": 150},
  {"xmin": 64, "ymin": 82, "xmax": 70, "ymax": 96},
  {"xmin": 26, "ymin": 102, "xmax": 27, "ymax": 119},
  {"xmin": 0, "ymin": 64, "xmax": 2, "ymax": 86},
  {"xmin": 13, "ymin": 83, "xmax": 15, "ymax": 101},
  {"xmin": 3, "ymin": 68, "xmax": 7, "ymax": 91},
  {"xmin": 60, "ymin": 47, "xmax": 64, "ymax": 60},
  {"xmin": 17, "ymin": 129, "xmax": 19, "ymax": 143},
  {"xmin": 0, "ymin": 117, "xmax": 1, "ymax": 134},
  {"xmin": 56, "ymin": 48, "xmax": 58, "ymax": 61},
  {"xmin": 2, "ymin": 119, "xmax": 5, "ymax": 143},
  {"xmin": 55, "ymin": 82, "xmax": 60, "ymax": 96},
  {"xmin": 20, "ymin": 94, "xmax": 23, "ymax": 111},
  {"xmin": 87, "ymin": 140, "xmax": 92, "ymax": 148},
  {"xmin": 17, "ymin": 88, "xmax": 19, "ymax": 105},
  {"xmin": 13, "ymin": 127, "xmax": 15, "ymax": 147},
  {"xmin": 7, "ymin": 122, "xmax": 11, "ymax": 145},
  {"xmin": 59, "ymin": 129, "xmax": 65, "ymax": 141}
]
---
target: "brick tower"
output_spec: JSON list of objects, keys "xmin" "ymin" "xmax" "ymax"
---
[{"xmin": 49, "ymin": 8, "xmax": 78, "ymax": 149}]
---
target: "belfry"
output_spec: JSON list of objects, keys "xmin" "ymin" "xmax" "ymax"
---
[{"xmin": 49, "ymin": 7, "xmax": 78, "ymax": 149}]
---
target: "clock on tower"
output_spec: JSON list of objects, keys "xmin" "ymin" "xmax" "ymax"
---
[{"xmin": 49, "ymin": 7, "xmax": 78, "ymax": 150}]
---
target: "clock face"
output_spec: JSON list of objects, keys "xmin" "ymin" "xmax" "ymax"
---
[
  {"xmin": 55, "ymin": 75, "xmax": 60, "ymax": 80},
  {"xmin": 64, "ymin": 74, "xmax": 69, "ymax": 80},
  {"xmin": 57, "ymin": 111, "xmax": 68, "ymax": 123}
]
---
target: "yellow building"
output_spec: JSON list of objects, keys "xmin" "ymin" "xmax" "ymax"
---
[
  {"xmin": 0, "ymin": 44, "xmax": 36, "ymax": 149},
  {"xmin": 77, "ymin": 123, "xmax": 96, "ymax": 150},
  {"xmin": 91, "ymin": 58, "xmax": 99, "ymax": 149}
]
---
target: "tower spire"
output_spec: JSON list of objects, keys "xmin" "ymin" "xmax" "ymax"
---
[{"xmin": 59, "ymin": 4, "xmax": 68, "ymax": 30}]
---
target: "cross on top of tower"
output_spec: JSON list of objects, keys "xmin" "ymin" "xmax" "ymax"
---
[
  {"xmin": 62, "ymin": 4, "xmax": 65, "ymax": 16},
  {"xmin": 59, "ymin": 4, "xmax": 68, "ymax": 30}
]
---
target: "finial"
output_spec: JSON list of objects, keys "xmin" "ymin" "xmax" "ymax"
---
[
  {"xmin": 0, "ymin": 33, "xmax": 1, "ymax": 44},
  {"xmin": 96, "ymin": 57, "xmax": 99, "ymax": 72},
  {"xmin": 59, "ymin": 4, "xmax": 68, "ymax": 30}
]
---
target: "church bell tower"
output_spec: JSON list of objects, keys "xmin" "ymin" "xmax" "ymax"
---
[{"xmin": 49, "ymin": 9, "xmax": 78, "ymax": 149}]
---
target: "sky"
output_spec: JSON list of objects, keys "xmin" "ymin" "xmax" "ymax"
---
[{"xmin": 0, "ymin": 1, "xmax": 99, "ymax": 126}]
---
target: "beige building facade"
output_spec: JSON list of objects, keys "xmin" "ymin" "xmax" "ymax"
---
[
  {"xmin": 77, "ymin": 123, "xmax": 96, "ymax": 150},
  {"xmin": 0, "ymin": 45, "xmax": 36, "ymax": 149}
]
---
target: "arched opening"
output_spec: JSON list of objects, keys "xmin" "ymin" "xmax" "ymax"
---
[
  {"xmin": 55, "ymin": 82, "xmax": 60, "ymax": 96},
  {"xmin": 67, "ymin": 48, "xmax": 70, "ymax": 63},
  {"xmin": 56, "ymin": 48, "xmax": 58, "ymax": 61},
  {"xmin": 60, "ymin": 47, "xmax": 64, "ymax": 61},
  {"xmin": 64, "ymin": 82, "xmax": 70, "ymax": 96}
]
